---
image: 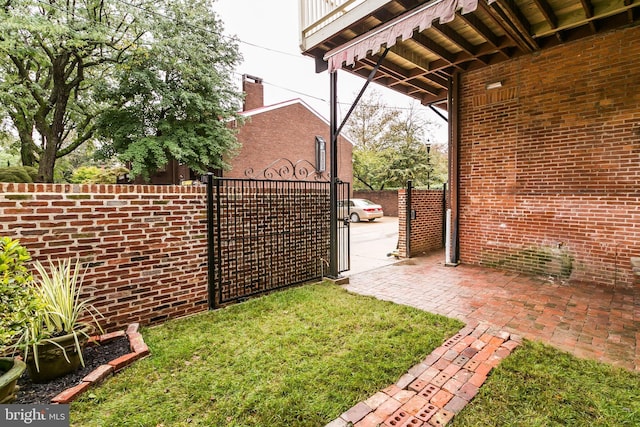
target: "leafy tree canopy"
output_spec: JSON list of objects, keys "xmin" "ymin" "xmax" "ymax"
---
[
  {"xmin": 0, "ymin": 0, "xmax": 242, "ymax": 182},
  {"xmin": 345, "ymin": 91, "xmax": 447, "ymax": 190}
]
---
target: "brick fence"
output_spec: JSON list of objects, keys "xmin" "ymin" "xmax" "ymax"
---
[
  {"xmin": 0, "ymin": 182, "xmax": 337, "ymax": 331},
  {"xmin": 1, "ymin": 182, "xmax": 337, "ymax": 331},
  {"xmin": 398, "ymin": 189, "xmax": 447, "ymax": 258},
  {"xmin": 0, "ymin": 183, "xmax": 210, "ymax": 332},
  {"xmin": 353, "ymin": 190, "xmax": 399, "ymax": 217}
]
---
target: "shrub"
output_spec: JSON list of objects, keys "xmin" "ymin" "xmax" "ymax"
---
[
  {"xmin": 0, "ymin": 238, "xmax": 38, "ymax": 351},
  {"xmin": 70, "ymin": 165, "xmax": 129, "ymax": 184},
  {"xmin": 17, "ymin": 259, "xmax": 103, "ymax": 372},
  {"xmin": 0, "ymin": 166, "xmax": 34, "ymax": 183},
  {"xmin": 23, "ymin": 166, "xmax": 38, "ymax": 182}
]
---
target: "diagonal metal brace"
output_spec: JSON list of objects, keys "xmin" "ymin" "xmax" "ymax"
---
[{"xmin": 333, "ymin": 47, "xmax": 390, "ymax": 142}]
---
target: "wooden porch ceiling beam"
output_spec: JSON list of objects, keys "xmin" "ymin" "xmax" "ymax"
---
[
  {"xmin": 411, "ymin": 31, "xmax": 458, "ymax": 63},
  {"xmin": 628, "ymin": 0, "xmax": 637, "ymax": 23},
  {"xmin": 404, "ymin": 66, "xmax": 450, "ymax": 89},
  {"xmin": 477, "ymin": 0, "xmax": 534, "ymax": 53},
  {"xmin": 578, "ymin": 0, "xmax": 598, "ymax": 32},
  {"xmin": 492, "ymin": 0, "xmax": 539, "ymax": 51},
  {"xmin": 457, "ymin": 11, "xmax": 510, "ymax": 58},
  {"xmin": 420, "ymin": 91, "xmax": 448, "ymax": 105},
  {"xmin": 532, "ymin": 0, "xmax": 558, "ymax": 29},
  {"xmin": 371, "ymin": 7, "xmax": 396, "ymax": 24},
  {"xmin": 348, "ymin": 67, "xmax": 438, "ymax": 104},
  {"xmin": 431, "ymin": 22, "xmax": 486, "ymax": 62},
  {"xmin": 580, "ymin": 0, "xmax": 594, "ymax": 18},
  {"xmin": 358, "ymin": 57, "xmax": 444, "ymax": 96},
  {"xmin": 350, "ymin": 67, "xmax": 415, "ymax": 98},
  {"xmin": 389, "ymin": 44, "xmax": 466, "ymax": 73}
]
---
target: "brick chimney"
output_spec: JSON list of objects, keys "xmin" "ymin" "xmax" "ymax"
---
[{"xmin": 242, "ymin": 74, "xmax": 264, "ymax": 111}]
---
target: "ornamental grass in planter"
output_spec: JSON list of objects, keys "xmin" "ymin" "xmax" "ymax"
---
[
  {"xmin": 0, "ymin": 237, "xmax": 37, "ymax": 402},
  {"xmin": 15, "ymin": 259, "xmax": 103, "ymax": 383}
]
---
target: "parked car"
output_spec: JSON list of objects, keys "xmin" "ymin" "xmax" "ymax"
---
[{"xmin": 338, "ymin": 198, "xmax": 384, "ymax": 222}]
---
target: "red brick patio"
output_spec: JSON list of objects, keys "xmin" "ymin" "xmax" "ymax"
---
[
  {"xmin": 345, "ymin": 250, "xmax": 640, "ymax": 371},
  {"xmin": 324, "ymin": 251, "xmax": 639, "ymax": 426}
]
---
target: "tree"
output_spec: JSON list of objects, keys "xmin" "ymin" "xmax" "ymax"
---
[
  {"xmin": 0, "ymin": 126, "xmax": 20, "ymax": 167},
  {"xmin": 0, "ymin": 0, "xmax": 242, "ymax": 182},
  {"xmin": 95, "ymin": 0, "xmax": 242, "ymax": 180},
  {"xmin": 345, "ymin": 92, "xmax": 447, "ymax": 190}
]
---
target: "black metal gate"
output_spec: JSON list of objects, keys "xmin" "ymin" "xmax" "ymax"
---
[
  {"xmin": 337, "ymin": 181, "xmax": 350, "ymax": 273},
  {"xmin": 206, "ymin": 175, "xmax": 350, "ymax": 307}
]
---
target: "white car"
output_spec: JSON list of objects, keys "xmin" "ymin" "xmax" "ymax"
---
[{"xmin": 338, "ymin": 198, "xmax": 384, "ymax": 222}]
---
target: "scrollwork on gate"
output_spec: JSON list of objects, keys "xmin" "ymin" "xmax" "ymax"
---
[{"xmin": 244, "ymin": 158, "xmax": 329, "ymax": 182}]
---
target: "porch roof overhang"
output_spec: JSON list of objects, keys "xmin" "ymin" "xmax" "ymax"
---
[{"xmin": 301, "ymin": 0, "xmax": 640, "ymax": 107}]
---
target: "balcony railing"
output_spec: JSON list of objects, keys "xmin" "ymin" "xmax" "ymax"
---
[
  {"xmin": 300, "ymin": 0, "xmax": 362, "ymax": 38},
  {"xmin": 302, "ymin": 0, "xmax": 401, "ymax": 51}
]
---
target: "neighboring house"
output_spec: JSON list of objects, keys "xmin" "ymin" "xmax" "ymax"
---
[
  {"xmin": 225, "ymin": 75, "xmax": 353, "ymax": 185},
  {"xmin": 299, "ymin": 0, "xmax": 640, "ymax": 287},
  {"xmin": 143, "ymin": 75, "xmax": 353, "ymax": 186}
]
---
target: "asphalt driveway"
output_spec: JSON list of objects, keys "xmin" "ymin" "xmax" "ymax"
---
[{"xmin": 346, "ymin": 216, "xmax": 402, "ymax": 276}]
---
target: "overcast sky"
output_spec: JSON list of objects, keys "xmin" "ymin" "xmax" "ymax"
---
[{"xmin": 212, "ymin": 0, "xmax": 448, "ymax": 144}]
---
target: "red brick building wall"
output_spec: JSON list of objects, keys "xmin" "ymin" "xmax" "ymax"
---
[
  {"xmin": 458, "ymin": 25, "xmax": 640, "ymax": 286},
  {"xmin": 226, "ymin": 100, "xmax": 353, "ymax": 185}
]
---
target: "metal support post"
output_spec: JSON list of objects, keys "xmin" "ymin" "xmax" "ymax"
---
[
  {"xmin": 406, "ymin": 180, "xmax": 412, "ymax": 258},
  {"xmin": 205, "ymin": 172, "xmax": 216, "ymax": 309},
  {"xmin": 328, "ymin": 71, "xmax": 339, "ymax": 278}
]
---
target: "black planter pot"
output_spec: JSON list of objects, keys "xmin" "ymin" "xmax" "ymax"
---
[
  {"xmin": 0, "ymin": 357, "xmax": 27, "ymax": 403},
  {"xmin": 25, "ymin": 325, "xmax": 92, "ymax": 384}
]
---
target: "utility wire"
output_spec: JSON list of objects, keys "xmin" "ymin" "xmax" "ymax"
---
[{"xmin": 29, "ymin": 0, "xmax": 446, "ymax": 117}]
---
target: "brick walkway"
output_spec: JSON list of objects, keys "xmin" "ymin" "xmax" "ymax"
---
[
  {"xmin": 345, "ymin": 251, "xmax": 640, "ymax": 371},
  {"xmin": 326, "ymin": 323, "xmax": 521, "ymax": 427},
  {"xmin": 326, "ymin": 251, "xmax": 640, "ymax": 426}
]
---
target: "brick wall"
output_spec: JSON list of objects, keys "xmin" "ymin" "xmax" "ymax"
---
[
  {"xmin": 0, "ymin": 183, "xmax": 209, "ymax": 331},
  {"xmin": 0, "ymin": 182, "xmax": 332, "ymax": 331},
  {"xmin": 398, "ymin": 189, "xmax": 446, "ymax": 257},
  {"xmin": 458, "ymin": 25, "xmax": 640, "ymax": 286},
  {"xmin": 353, "ymin": 190, "xmax": 399, "ymax": 216}
]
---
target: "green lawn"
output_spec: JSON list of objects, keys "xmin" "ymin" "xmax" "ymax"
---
[
  {"xmin": 70, "ymin": 282, "xmax": 463, "ymax": 426},
  {"xmin": 453, "ymin": 340, "xmax": 640, "ymax": 427}
]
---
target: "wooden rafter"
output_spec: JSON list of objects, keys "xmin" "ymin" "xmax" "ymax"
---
[
  {"xmin": 411, "ymin": 31, "xmax": 458, "ymax": 64},
  {"xmin": 477, "ymin": 0, "xmax": 534, "ymax": 52},
  {"xmin": 532, "ymin": 0, "xmax": 558, "ymax": 29},
  {"xmin": 580, "ymin": 0, "xmax": 594, "ymax": 18},
  {"xmin": 432, "ymin": 22, "xmax": 484, "ymax": 61},
  {"xmin": 357, "ymin": 57, "xmax": 444, "ymax": 96},
  {"xmin": 627, "ymin": 0, "xmax": 636, "ymax": 23},
  {"xmin": 578, "ymin": 0, "xmax": 598, "ymax": 32},
  {"xmin": 403, "ymin": 65, "xmax": 450, "ymax": 88},
  {"xmin": 492, "ymin": 0, "xmax": 539, "ymax": 51},
  {"xmin": 457, "ymin": 11, "xmax": 511, "ymax": 58}
]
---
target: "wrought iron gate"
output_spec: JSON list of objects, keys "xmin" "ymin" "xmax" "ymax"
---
[
  {"xmin": 206, "ymin": 175, "xmax": 350, "ymax": 307},
  {"xmin": 337, "ymin": 180, "xmax": 350, "ymax": 273}
]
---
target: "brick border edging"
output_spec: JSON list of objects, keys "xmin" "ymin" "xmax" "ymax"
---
[
  {"xmin": 51, "ymin": 323, "xmax": 150, "ymax": 404},
  {"xmin": 326, "ymin": 322, "xmax": 522, "ymax": 427}
]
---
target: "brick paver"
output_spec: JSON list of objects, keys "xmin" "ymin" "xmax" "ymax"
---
[
  {"xmin": 325, "ymin": 251, "xmax": 640, "ymax": 426},
  {"xmin": 345, "ymin": 251, "xmax": 640, "ymax": 371},
  {"xmin": 326, "ymin": 323, "xmax": 520, "ymax": 426}
]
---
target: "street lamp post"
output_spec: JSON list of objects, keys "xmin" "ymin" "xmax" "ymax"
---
[{"xmin": 426, "ymin": 144, "xmax": 432, "ymax": 190}]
